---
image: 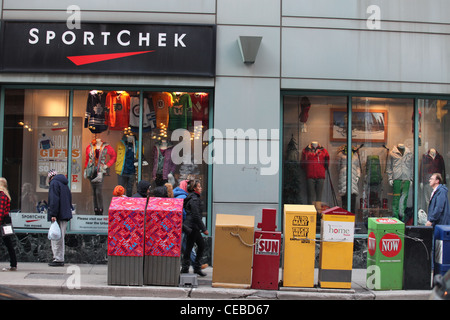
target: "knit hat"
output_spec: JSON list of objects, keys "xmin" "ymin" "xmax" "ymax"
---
[
  {"xmin": 48, "ymin": 169, "xmax": 57, "ymax": 181},
  {"xmin": 179, "ymin": 180, "xmax": 188, "ymax": 192},
  {"xmin": 113, "ymin": 185, "xmax": 125, "ymax": 197}
]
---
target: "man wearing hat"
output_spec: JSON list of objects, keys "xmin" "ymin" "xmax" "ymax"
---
[{"xmin": 47, "ymin": 170, "xmax": 73, "ymax": 267}]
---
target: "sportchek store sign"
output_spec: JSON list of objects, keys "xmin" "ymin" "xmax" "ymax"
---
[{"xmin": 0, "ymin": 21, "xmax": 216, "ymax": 76}]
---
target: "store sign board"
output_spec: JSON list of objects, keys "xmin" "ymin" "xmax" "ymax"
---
[{"xmin": 0, "ymin": 21, "xmax": 216, "ymax": 77}]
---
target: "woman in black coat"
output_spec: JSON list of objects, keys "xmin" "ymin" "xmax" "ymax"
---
[{"xmin": 181, "ymin": 180, "xmax": 209, "ymax": 276}]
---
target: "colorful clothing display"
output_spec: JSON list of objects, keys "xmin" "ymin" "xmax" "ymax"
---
[
  {"xmin": 85, "ymin": 91, "xmax": 108, "ymax": 133},
  {"xmin": 169, "ymin": 93, "xmax": 192, "ymax": 130},
  {"xmin": 190, "ymin": 93, "xmax": 209, "ymax": 127},
  {"xmin": 300, "ymin": 143, "xmax": 330, "ymax": 179},
  {"xmin": 152, "ymin": 92, "xmax": 173, "ymax": 129},
  {"xmin": 105, "ymin": 91, "xmax": 130, "ymax": 130},
  {"xmin": 152, "ymin": 145, "xmax": 176, "ymax": 180},
  {"xmin": 129, "ymin": 96, "xmax": 155, "ymax": 133}
]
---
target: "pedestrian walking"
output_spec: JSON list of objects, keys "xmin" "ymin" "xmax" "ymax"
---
[
  {"xmin": 47, "ymin": 170, "xmax": 73, "ymax": 267},
  {"xmin": 181, "ymin": 179, "xmax": 209, "ymax": 276},
  {"xmin": 132, "ymin": 180, "xmax": 151, "ymax": 198},
  {"xmin": 0, "ymin": 177, "xmax": 17, "ymax": 271},
  {"xmin": 426, "ymin": 172, "xmax": 450, "ymax": 227}
]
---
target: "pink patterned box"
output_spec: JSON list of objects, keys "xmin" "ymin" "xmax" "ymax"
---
[
  {"xmin": 108, "ymin": 197, "xmax": 183, "ymax": 257},
  {"xmin": 108, "ymin": 197, "xmax": 146, "ymax": 257},
  {"xmin": 145, "ymin": 197, "xmax": 183, "ymax": 257}
]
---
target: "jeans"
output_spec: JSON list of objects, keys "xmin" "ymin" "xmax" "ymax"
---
[
  {"xmin": 51, "ymin": 220, "xmax": 68, "ymax": 262},
  {"xmin": 392, "ymin": 180, "xmax": 410, "ymax": 220},
  {"xmin": 2, "ymin": 235, "xmax": 17, "ymax": 268},
  {"xmin": 182, "ymin": 229, "xmax": 205, "ymax": 271},
  {"xmin": 118, "ymin": 174, "xmax": 135, "ymax": 197},
  {"xmin": 306, "ymin": 178, "xmax": 324, "ymax": 203},
  {"xmin": 91, "ymin": 181, "xmax": 103, "ymax": 215}
]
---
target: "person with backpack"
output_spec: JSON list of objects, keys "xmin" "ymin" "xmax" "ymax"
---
[{"xmin": 181, "ymin": 180, "xmax": 208, "ymax": 276}]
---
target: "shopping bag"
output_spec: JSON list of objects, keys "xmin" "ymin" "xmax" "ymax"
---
[{"xmin": 48, "ymin": 221, "xmax": 61, "ymax": 241}]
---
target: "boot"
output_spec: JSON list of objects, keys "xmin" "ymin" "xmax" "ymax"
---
[{"xmin": 181, "ymin": 257, "xmax": 190, "ymax": 274}]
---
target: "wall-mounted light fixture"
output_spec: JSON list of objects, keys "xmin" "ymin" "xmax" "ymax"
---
[{"xmin": 237, "ymin": 36, "xmax": 262, "ymax": 64}]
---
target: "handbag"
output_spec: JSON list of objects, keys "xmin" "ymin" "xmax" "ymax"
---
[{"xmin": 1, "ymin": 223, "xmax": 14, "ymax": 237}]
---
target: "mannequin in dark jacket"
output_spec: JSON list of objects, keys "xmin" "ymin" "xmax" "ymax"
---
[
  {"xmin": 181, "ymin": 180, "xmax": 209, "ymax": 276},
  {"xmin": 47, "ymin": 170, "xmax": 73, "ymax": 266}
]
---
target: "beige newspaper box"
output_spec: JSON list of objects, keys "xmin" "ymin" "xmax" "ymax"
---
[{"xmin": 212, "ymin": 214, "xmax": 255, "ymax": 288}]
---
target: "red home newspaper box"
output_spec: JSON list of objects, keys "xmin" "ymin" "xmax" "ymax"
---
[{"xmin": 251, "ymin": 209, "xmax": 281, "ymax": 290}]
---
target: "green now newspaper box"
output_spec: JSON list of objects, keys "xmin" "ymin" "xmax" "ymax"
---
[{"xmin": 366, "ymin": 217, "xmax": 404, "ymax": 290}]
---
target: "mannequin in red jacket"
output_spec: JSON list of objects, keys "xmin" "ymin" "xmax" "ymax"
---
[{"xmin": 301, "ymin": 141, "xmax": 330, "ymax": 213}]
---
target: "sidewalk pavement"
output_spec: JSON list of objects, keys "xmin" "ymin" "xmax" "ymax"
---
[{"xmin": 0, "ymin": 262, "xmax": 431, "ymax": 300}]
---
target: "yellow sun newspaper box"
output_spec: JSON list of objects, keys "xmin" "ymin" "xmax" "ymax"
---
[
  {"xmin": 212, "ymin": 214, "xmax": 255, "ymax": 288},
  {"xmin": 319, "ymin": 206, "xmax": 355, "ymax": 289},
  {"xmin": 283, "ymin": 204, "xmax": 317, "ymax": 288}
]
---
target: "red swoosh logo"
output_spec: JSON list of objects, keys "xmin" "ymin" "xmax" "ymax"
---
[
  {"xmin": 67, "ymin": 50, "xmax": 154, "ymax": 66},
  {"xmin": 26, "ymin": 220, "xmax": 39, "ymax": 223}
]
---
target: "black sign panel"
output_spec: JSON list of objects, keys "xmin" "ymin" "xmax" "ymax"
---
[{"xmin": 0, "ymin": 21, "xmax": 216, "ymax": 77}]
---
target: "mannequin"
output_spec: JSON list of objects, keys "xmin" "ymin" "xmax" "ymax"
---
[
  {"xmin": 301, "ymin": 141, "xmax": 330, "ymax": 213},
  {"xmin": 152, "ymin": 139, "xmax": 176, "ymax": 186},
  {"xmin": 420, "ymin": 147, "xmax": 446, "ymax": 206},
  {"xmin": 115, "ymin": 134, "xmax": 141, "ymax": 197},
  {"xmin": 386, "ymin": 143, "xmax": 413, "ymax": 220},
  {"xmin": 337, "ymin": 145, "xmax": 361, "ymax": 210},
  {"xmin": 85, "ymin": 138, "xmax": 117, "ymax": 215}
]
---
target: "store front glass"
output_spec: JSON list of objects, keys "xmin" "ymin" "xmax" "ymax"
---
[
  {"xmin": 283, "ymin": 94, "xmax": 415, "ymax": 234},
  {"xmin": 4, "ymin": 88, "xmax": 211, "ymax": 234},
  {"xmin": 418, "ymin": 99, "xmax": 450, "ymax": 223},
  {"xmin": 351, "ymin": 97, "xmax": 415, "ymax": 233}
]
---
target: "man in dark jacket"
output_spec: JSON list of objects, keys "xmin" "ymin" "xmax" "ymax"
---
[
  {"xmin": 47, "ymin": 170, "xmax": 73, "ymax": 267},
  {"xmin": 426, "ymin": 173, "xmax": 450, "ymax": 227},
  {"xmin": 181, "ymin": 180, "xmax": 208, "ymax": 276}
]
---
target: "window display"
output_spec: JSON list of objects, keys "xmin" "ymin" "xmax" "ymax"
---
[
  {"xmin": 3, "ymin": 88, "xmax": 210, "ymax": 233},
  {"xmin": 283, "ymin": 95, "xmax": 415, "ymax": 234},
  {"xmin": 418, "ymin": 99, "xmax": 450, "ymax": 223}
]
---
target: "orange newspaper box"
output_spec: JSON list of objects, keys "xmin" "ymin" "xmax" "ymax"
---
[{"xmin": 212, "ymin": 214, "xmax": 254, "ymax": 288}]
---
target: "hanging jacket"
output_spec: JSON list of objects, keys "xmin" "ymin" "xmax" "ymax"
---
[
  {"xmin": 337, "ymin": 145, "xmax": 361, "ymax": 196},
  {"xmin": 386, "ymin": 145, "xmax": 413, "ymax": 183},
  {"xmin": 105, "ymin": 91, "xmax": 130, "ymax": 131},
  {"xmin": 85, "ymin": 142, "xmax": 117, "ymax": 180},
  {"xmin": 301, "ymin": 143, "xmax": 330, "ymax": 179},
  {"xmin": 421, "ymin": 150, "xmax": 446, "ymax": 184},
  {"xmin": 84, "ymin": 91, "xmax": 108, "ymax": 133}
]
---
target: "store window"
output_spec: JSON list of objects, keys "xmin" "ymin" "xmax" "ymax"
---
[
  {"xmin": 351, "ymin": 97, "xmax": 414, "ymax": 233},
  {"xmin": 4, "ymin": 88, "xmax": 211, "ymax": 233},
  {"xmin": 283, "ymin": 94, "xmax": 415, "ymax": 234},
  {"xmin": 283, "ymin": 95, "xmax": 347, "ymax": 223},
  {"xmin": 418, "ymin": 99, "xmax": 450, "ymax": 224},
  {"xmin": 3, "ymin": 89, "xmax": 70, "ymax": 213}
]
